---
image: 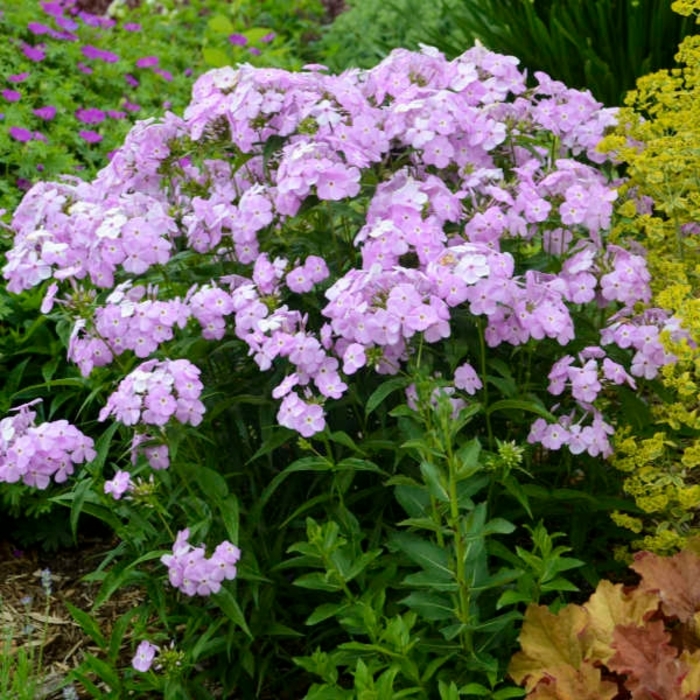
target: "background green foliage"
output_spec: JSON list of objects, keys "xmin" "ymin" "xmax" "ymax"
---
[
  {"xmin": 312, "ymin": 0, "xmax": 461, "ymax": 72},
  {"xmin": 315, "ymin": 0, "xmax": 695, "ymax": 106}
]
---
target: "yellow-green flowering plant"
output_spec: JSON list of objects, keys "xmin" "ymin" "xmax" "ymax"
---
[{"xmin": 600, "ymin": 0, "xmax": 700, "ymax": 554}]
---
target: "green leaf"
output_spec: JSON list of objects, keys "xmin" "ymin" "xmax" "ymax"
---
[
  {"xmin": 390, "ymin": 532, "xmax": 454, "ymax": 580},
  {"xmin": 107, "ymin": 607, "xmax": 141, "ymax": 663},
  {"xmin": 207, "ymin": 14, "xmax": 235, "ymax": 34},
  {"xmin": 500, "ymin": 473, "xmax": 532, "ymax": 519},
  {"xmin": 65, "ymin": 601, "xmax": 107, "ymax": 649},
  {"xmin": 420, "ymin": 460, "xmax": 449, "ymax": 502},
  {"xmin": 335, "ymin": 457, "xmax": 388, "ymax": 475},
  {"xmin": 293, "ymin": 572, "xmax": 344, "ymax": 592},
  {"xmin": 403, "ymin": 570, "xmax": 458, "ymax": 592},
  {"xmin": 257, "ymin": 456, "xmax": 334, "ymax": 511},
  {"xmin": 496, "ymin": 589, "xmax": 533, "ymax": 609},
  {"xmin": 480, "ymin": 517, "xmax": 516, "ymax": 537},
  {"xmin": 306, "ymin": 602, "xmax": 352, "ymax": 626},
  {"xmin": 397, "ymin": 517, "xmax": 445, "ymax": 534},
  {"xmin": 202, "ymin": 47, "xmax": 230, "ymax": 68},
  {"xmin": 401, "ymin": 591, "xmax": 454, "ymax": 621},
  {"xmin": 485, "ymin": 399, "xmax": 556, "ymax": 421},
  {"xmin": 540, "ymin": 577, "xmax": 580, "ymax": 593},
  {"xmin": 459, "ymin": 683, "xmax": 491, "ymax": 696},
  {"xmin": 80, "ymin": 655, "xmax": 121, "ymax": 693},
  {"xmin": 88, "ymin": 421, "xmax": 121, "ymax": 475},
  {"xmin": 212, "ymin": 587, "xmax": 253, "ymax": 639},
  {"xmin": 328, "ymin": 430, "xmax": 365, "ymax": 455},
  {"xmin": 68, "ymin": 477, "xmax": 95, "ymax": 540},
  {"xmin": 455, "ymin": 438, "xmax": 482, "ymax": 479},
  {"xmin": 492, "ymin": 687, "xmax": 526, "ymax": 699},
  {"xmin": 439, "ymin": 680, "xmax": 461, "ymax": 700},
  {"xmin": 93, "ymin": 551, "xmax": 167, "ymax": 609},
  {"xmin": 344, "ymin": 548, "xmax": 383, "ymax": 582},
  {"xmin": 41, "ymin": 354, "xmax": 60, "ymax": 382},
  {"xmin": 394, "ymin": 483, "xmax": 430, "ymax": 518},
  {"xmin": 194, "ymin": 465, "xmax": 229, "ymax": 501},
  {"xmin": 365, "ymin": 376, "xmax": 408, "ymax": 417},
  {"xmin": 218, "ymin": 493, "xmax": 240, "ymax": 544},
  {"xmin": 245, "ymin": 26, "xmax": 275, "ymax": 43}
]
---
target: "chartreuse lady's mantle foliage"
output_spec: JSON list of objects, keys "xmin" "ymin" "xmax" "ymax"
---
[
  {"xmin": 599, "ymin": 0, "xmax": 700, "ymax": 554},
  {"xmin": 0, "ymin": 42, "xmax": 678, "ymax": 696}
]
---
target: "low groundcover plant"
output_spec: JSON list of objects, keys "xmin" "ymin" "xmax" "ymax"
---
[{"xmin": 0, "ymin": 41, "xmax": 681, "ymax": 696}]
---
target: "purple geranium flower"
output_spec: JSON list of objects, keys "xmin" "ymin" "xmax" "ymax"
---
[
  {"xmin": 78, "ymin": 129, "xmax": 102, "ymax": 143},
  {"xmin": 8, "ymin": 126, "xmax": 33, "ymax": 142},
  {"xmin": 40, "ymin": 2, "xmax": 63, "ymax": 17},
  {"xmin": 229, "ymin": 33, "xmax": 247, "ymax": 46},
  {"xmin": 136, "ymin": 56, "xmax": 158, "ymax": 68},
  {"xmin": 28, "ymin": 21, "xmax": 51, "ymax": 34},
  {"xmin": 33, "ymin": 105, "xmax": 57, "ymax": 120},
  {"xmin": 8, "ymin": 72, "xmax": 30, "ymax": 83},
  {"xmin": 55, "ymin": 16, "xmax": 78, "ymax": 31},
  {"xmin": 75, "ymin": 107, "xmax": 105, "ymax": 125},
  {"xmin": 23, "ymin": 45, "xmax": 46, "ymax": 62},
  {"xmin": 123, "ymin": 22, "xmax": 141, "ymax": 32},
  {"xmin": 2, "ymin": 89, "xmax": 21, "ymax": 102},
  {"xmin": 81, "ymin": 45, "xmax": 119, "ymax": 63}
]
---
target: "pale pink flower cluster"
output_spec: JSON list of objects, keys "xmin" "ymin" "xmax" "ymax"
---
[
  {"xmin": 161, "ymin": 528, "xmax": 241, "ymax": 597},
  {"xmin": 0, "ymin": 401, "xmax": 96, "ymax": 489}
]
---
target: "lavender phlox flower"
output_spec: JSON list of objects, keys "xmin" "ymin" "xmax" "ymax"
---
[
  {"xmin": 132, "ymin": 640, "xmax": 159, "ymax": 672},
  {"xmin": 161, "ymin": 529, "xmax": 240, "ymax": 596},
  {"xmin": 0, "ymin": 402, "xmax": 95, "ymax": 488},
  {"xmin": 99, "ymin": 359, "xmax": 205, "ymax": 428},
  {"xmin": 104, "ymin": 470, "xmax": 133, "ymax": 499}
]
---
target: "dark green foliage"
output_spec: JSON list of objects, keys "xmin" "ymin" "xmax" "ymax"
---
[
  {"xmin": 426, "ymin": 0, "xmax": 695, "ymax": 105},
  {"xmin": 316, "ymin": 0, "xmax": 695, "ymax": 106}
]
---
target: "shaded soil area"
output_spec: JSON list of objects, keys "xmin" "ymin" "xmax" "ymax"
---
[{"xmin": 0, "ymin": 537, "xmax": 140, "ymax": 699}]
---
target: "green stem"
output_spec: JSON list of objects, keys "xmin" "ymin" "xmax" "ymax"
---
[
  {"xmin": 446, "ymin": 438, "xmax": 473, "ymax": 655},
  {"xmin": 477, "ymin": 318, "xmax": 494, "ymax": 450}
]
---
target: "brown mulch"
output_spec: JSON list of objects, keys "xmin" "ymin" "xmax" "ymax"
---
[{"xmin": 0, "ymin": 538, "xmax": 143, "ymax": 699}]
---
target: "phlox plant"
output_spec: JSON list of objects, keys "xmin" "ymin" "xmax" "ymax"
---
[
  {"xmin": 1, "ymin": 42, "xmax": 675, "ymax": 696},
  {"xmin": 0, "ymin": 0, "xmax": 328, "ymax": 546}
]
